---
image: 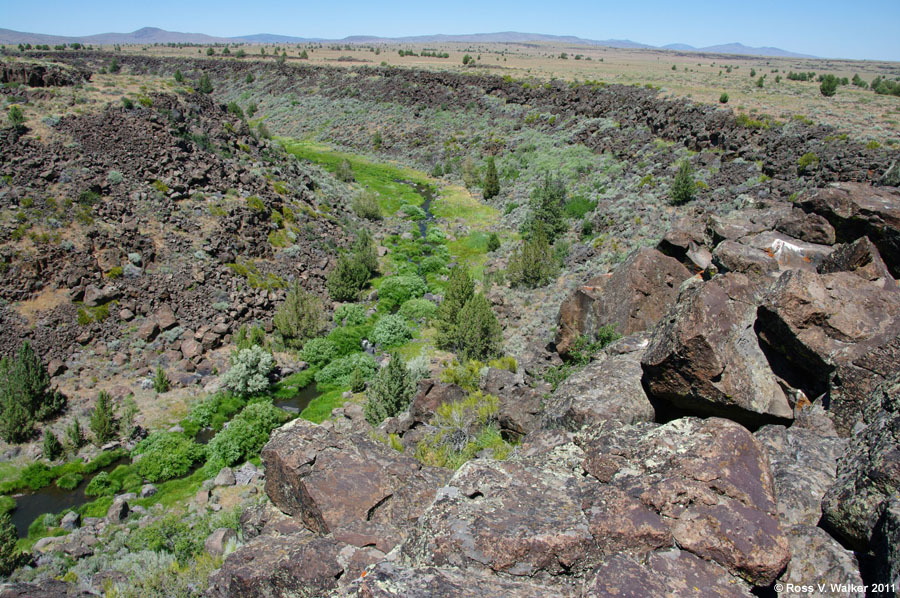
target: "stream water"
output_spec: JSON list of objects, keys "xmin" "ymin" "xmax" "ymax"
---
[
  {"xmin": 10, "ymin": 457, "xmax": 128, "ymax": 538},
  {"xmin": 274, "ymin": 383, "xmax": 322, "ymax": 414}
]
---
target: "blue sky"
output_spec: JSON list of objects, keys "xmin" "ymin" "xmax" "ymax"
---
[{"xmin": 3, "ymin": 0, "xmax": 899, "ymax": 61}]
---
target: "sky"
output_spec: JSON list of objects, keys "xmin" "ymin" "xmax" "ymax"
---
[{"xmin": 2, "ymin": 0, "xmax": 899, "ymax": 61}]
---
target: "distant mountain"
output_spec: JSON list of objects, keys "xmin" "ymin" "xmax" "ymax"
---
[
  {"xmin": 663, "ymin": 41, "xmax": 815, "ymax": 59},
  {"xmin": 0, "ymin": 27, "xmax": 815, "ymax": 58}
]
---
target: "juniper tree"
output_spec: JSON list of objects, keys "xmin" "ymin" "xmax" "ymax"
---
[
  {"xmin": 669, "ymin": 160, "xmax": 695, "ymax": 206},
  {"xmin": 90, "ymin": 391, "xmax": 117, "ymax": 446},
  {"xmin": 482, "ymin": 156, "xmax": 500, "ymax": 199},
  {"xmin": 364, "ymin": 353, "xmax": 417, "ymax": 426}
]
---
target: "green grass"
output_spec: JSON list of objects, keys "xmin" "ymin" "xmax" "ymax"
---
[
  {"xmin": 272, "ymin": 369, "xmax": 317, "ymax": 400},
  {"xmin": 281, "ymin": 140, "xmax": 428, "ymax": 215},
  {"xmin": 300, "ymin": 388, "xmax": 346, "ymax": 423}
]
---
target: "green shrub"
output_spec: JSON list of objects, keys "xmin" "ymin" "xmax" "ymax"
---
[
  {"xmin": 0, "ymin": 341, "xmax": 66, "ymax": 443},
  {"xmin": 299, "ymin": 337, "xmax": 339, "ymax": 367},
  {"xmin": 372, "ymin": 314, "xmax": 413, "ymax": 348},
  {"xmin": 336, "ymin": 158, "xmax": 354, "ymax": 182},
  {"xmin": 7, "ymin": 105, "xmax": 25, "ymax": 130},
  {"xmin": 421, "ymin": 255, "xmax": 448, "ymax": 275},
  {"xmin": 56, "ymin": 472, "xmax": 83, "ymax": 490},
  {"xmin": 425, "ymin": 228, "xmax": 445, "ymax": 244},
  {"xmin": 234, "ymin": 324, "xmax": 266, "ymax": 350},
  {"xmin": 132, "ymin": 432, "xmax": 205, "ymax": 483},
  {"xmin": 364, "ymin": 354, "xmax": 417, "ymax": 425},
  {"xmin": 379, "ymin": 275, "xmax": 427, "ymax": 309},
  {"xmin": 152, "ymin": 366, "xmax": 170, "ymax": 393},
  {"xmin": 174, "ymin": 69, "xmax": 184, "ymax": 83},
  {"xmin": 207, "ymin": 402, "xmax": 288, "ymax": 467},
  {"xmin": 352, "ymin": 190, "xmax": 382, "ymax": 220},
  {"xmin": 401, "ymin": 204, "xmax": 427, "ymax": 221},
  {"xmin": 84, "ymin": 471, "xmax": 121, "ymax": 496},
  {"xmin": 486, "ymin": 233, "xmax": 501, "ymax": 252},
  {"xmin": 90, "ymin": 390, "xmax": 118, "ymax": 445},
  {"xmin": 414, "ymin": 392, "xmax": 512, "ymax": 469},
  {"xmin": 65, "ymin": 418, "xmax": 84, "ymax": 451},
  {"xmin": 327, "ymin": 254, "xmax": 371, "ymax": 301},
  {"xmin": 198, "ymin": 73, "xmax": 213, "ymax": 94},
  {"xmin": 453, "ymin": 294, "xmax": 503, "ymax": 361},
  {"xmin": 563, "ymin": 195, "xmax": 596, "ymax": 220},
  {"xmin": 669, "ymin": 160, "xmax": 695, "ymax": 205},
  {"xmin": 797, "ymin": 152, "xmax": 819, "ymax": 174},
  {"xmin": 315, "ymin": 352, "xmax": 377, "ymax": 388},
  {"xmin": 435, "ymin": 266, "xmax": 475, "ymax": 350},
  {"xmin": 326, "ymin": 323, "xmax": 374, "ymax": 356},
  {"xmin": 719, "ymin": 92, "xmax": 729, "ymax": 104},
  {"xmin": 439, "ymin": 359, "xmax": 485, "ymax": 392},
  {"xmin": 482, "ymin": 156, "xmax": 500, "ymax": 199},
  {"xmin": 227, "ymin": 101, "xmax": 244, "ymax": 119},
  {"xmin": 521, "ymin": 173, "xmax": 568, "ymax": 242},
  {"xmin": 399, "ymin": 298, "xmax": 437, "ymax": 322},
  {"xmin": 334, "ymin": 303, "xmax": 368, "ymax": 327},
  {"xmin": 0, "ymin": 513, "xmax": 22, "ymax": 576},
  {"xmin": 43, "ymin": 430, "xmax": 63, "ymax": 461},
  {"xmin": 221, "ymin": 346, "xmax": 275, "ymax": 398},
  {"xmin": 273, "ymin": 283, "xmax": 325, "ymax": 348},
  {"xmin": 507, "ymin": 233, "xmax": 557, "ymax": 288},
  {"xmin": 820, "ymin": 74, "xmax": 838, "ymax": 97},
  {"xmin": 21, "ymin": 462, "xmax": 54, "ymax": 490},
  {"xmin": 121, "ymin": 97, "xmax": 134, "ymax": 109}
]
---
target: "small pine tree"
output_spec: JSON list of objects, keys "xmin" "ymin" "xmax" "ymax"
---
[
  {"xmin": 245, "ymin": 72, "xmax": 255, "ymax": 84},
  {"xmin": 299, "ymin": 50, "xmax": 309, "ymax": 59},
  {"xmin": 719, "ymin": 92, "xmax": 729, "ymax": 104},
  {"xmin": 364, "ymin": 354, "xmax": 417, "ymax": 426},
  {"xmin": 174, "ymin": 69, "xmax": 184, "ymax": 83},
  {"xmin": 820, "ymin": 74, "xmax": 838, "ymax": 97},
  {"xmin": 0, "ymin": 513, "xmax": 21, "ymax": 576},
  {"xmin": 521, "ymin": 173, "xmax": 568, "ymax": 243},
  {"xmin": 90, "ymin": 391, "xmax": 117, "ymax": 446},
  {"xmin": 487, "ymin": 233, "xmax": 501, "ymax": 252},
  {"xmin": 454, "ymin": 294, "xmax": 503, "ymax": 361},
  {"xmin": 7, "ymin": 105, "xmax": 25, "ymax": 130},
  {"xmin": 435, "ymin": 265, "xmax": 475, "ymax": 350},
  {"xmin": 507, "ymin": 232, "xmax": 557, "ymax": 288},
  {"xmin": 336, "ymin": 159, "xmax": 354, "ymax": 182},
  {"xmin": 326, "ymin": 254, "xmax": 371, "ymax": 302},
  {"xmin": 352, "ymin": 229, "xmax": 379, "ymax": 278},
  {"xmin": 152, "ymin": 366, "xmax": 170, "ymax": 393},
  {"xmin": 198, "ymin": 73, "xmax": 213, "ymax": 94},
  {"xmin": 0, "ymin": 341, "xmax": 66, "ymax": 443},
  {"xmin": 43, "ymin": 430, "xmax": 62, "ymax": 461},
  {"xmin": 350, "ymin": 367, "xmax": 366, "ymax": 393},
  {"xmin": 482, "ymin": 156, "xmax": 500, "ymax": 199},
  {"xmin": 273, "ymin": 283, "xmax": 325, "ymax": 348},
  {"xmin": 65, "ymin": 418, "xmax": 84, "ymax": 451},
  {"xmin": 669, "ymin": 160, "xmax": 695, "ymax": 206}
]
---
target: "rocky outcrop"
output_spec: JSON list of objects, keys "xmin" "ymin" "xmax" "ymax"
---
[
  {"xmin": 544, "ymin": 334, "xmax": 655, "ymax": 430},
  {"xmin": 821, "ymin": 373, "xmax": 900, "ymax": 550},
  {"xmin": 351, "ymin": 562, "xmax": 571, "ymax": 598},
  {"xmin": 585, "ymin": 550, "xmax": 754, "ymax": 598},
  {"xmin": 641, "ymin": 273, "xmax": 792, "ymax": 426},
  {"xmin": 261, "ymin": 418, "xmax": 451, "ymax": 548},
  {"xmin": 0, "ymin": 61, "xmax": 91, "ymax": 87},
  {"xmin": 776, "ymin": 525, "xmax": 865, "ymax": 598},
  {"xmin": 872, "ymin": 496, "xmax": 900, "ymax": 594},
  {"xmin": 754, "ymin": 423, "xmax": 845, "ymax": 527},
  {"xmin": 555, "ymin": 248, "xmax": 691, "ymax": 357},
  {"xmin": 755, "ymin": 269, "xmax": 900, "ymax": 432},
  {"xmin": 797, "ymin": 183, "xmax": 900, "ymax": 277},
  {"xmin": 819, "ymin": 236, "xmax": 896, "ymax": 286},
  {"xmin": 581, "ymin": 417, "xmax": 791, "ymax": 586},
  {"xmin": 0, "ymin": 580, "xmax": 95, "ymax": 597}
]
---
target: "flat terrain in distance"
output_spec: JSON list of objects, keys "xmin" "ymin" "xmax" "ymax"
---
[{"xmin": 79, "ymin": 40, "xmax": 900, "ymax": 146}]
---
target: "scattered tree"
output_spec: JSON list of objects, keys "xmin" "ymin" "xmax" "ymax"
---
[
  {"xmin": 90, "ymin": 391, "xmax": 117, "ymax": 445},
  {"xmin": 299, "ymin": 50, "xmax": 309, "ymax": 59},
  {"xmin": 482, "ymin": 156, "xmax": 500, "ymax": 199},
  {"xmin": 0, "ymin": 341, "xmax": 66, "ymax": 443},
  {"xmin": 65, "ymin": 418, "xmax": 84, "ymax": 451},
  {"xmin": 0, "ymin": 513, "xmax": 22, "ymax": 576},
  {"xmin": 336, "ymin": 158, "xmax": 354, "ymax": 182},
  {"xmin": 669, "ymin": 160, "xmax": 695, "ymax": 205},
  {"xmin": 273, "ymin": 283, "xmax": 325, "ymax": 348},
  {"xmin": 435, "ymin": 265, "xmax": 475, "ymax": 350},
  {"xmin": 820, "ymin": 74, "xmax": 839, "ymax": 97},
  {"xmin": 454, "ymin": 294, "xmax": 504, "ymax": 361},
  {"xmin": 719, "ymin": 92, "xmax": 729, "ymax": 104},
  {"xmin": 507, "ymin": 232, "xmax": 557, "ymax": 288},
  {"xmin": 521, "ymin": 173, "xmax": 568, "ymax": 243},
  {"xmin": 43, "ymin": 430, "xmax": 63, "ymax": 461},
  {"xmin": 364, "ymin": 353, "xmax": 417, "ymax": 425},
  {"xmin": 152, "ymin": 366, "xmax": 170, "ymax": 393},
  {"xmin": 173, "ymin": 69, "xmax": 184, "ymax": 83},
  {"xmin": 486, "ymin": 232, "xmax": 501, "ymax": 252},
  {"xmin": 7, "ymin": 105, "xmax": 25, "ymax": 130},
  {"xmin": 198, "ymin": 73, "xmax": 213, "ymax": 94}
]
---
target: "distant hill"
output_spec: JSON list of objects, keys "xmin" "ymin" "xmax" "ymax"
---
[
  {"xmin": 0, "ymin": 27, "xmax": 814, "ymax": 58},
  {"xmin": 663, "ymin": 41, "xmax": 815, "ymax": 58}
]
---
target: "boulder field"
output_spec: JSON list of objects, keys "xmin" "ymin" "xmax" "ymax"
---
[{"xmin": 205, "ymin": 182, "xmax": 900, "ymax": 597}]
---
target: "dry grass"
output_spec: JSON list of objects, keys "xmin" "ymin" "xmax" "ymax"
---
[{"xmin": 13, "ymin": 287, "xmax": 70, "ymax": 323}]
